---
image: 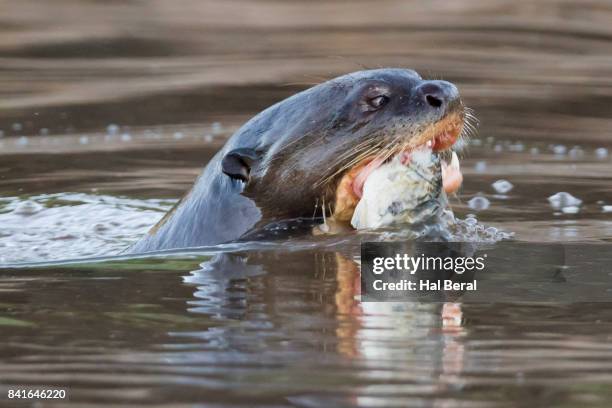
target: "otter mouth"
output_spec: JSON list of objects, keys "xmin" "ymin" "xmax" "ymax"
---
[{"xmin": 331, "ymin": 111, "xmax": 465, "ymax": 222}]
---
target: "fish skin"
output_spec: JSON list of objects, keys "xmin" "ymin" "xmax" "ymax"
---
[{"xmin": 351, "ymin": 148, "xmax": 445, "ymax": 229}]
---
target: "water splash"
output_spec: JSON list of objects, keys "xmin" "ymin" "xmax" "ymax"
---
[
  {"xmin": 0, "ymin": 193, "xmax": 175, "ymax": 264},
  {"xmin": 378, "ymin": 210, "xmax": 512, "ymax": 244}
]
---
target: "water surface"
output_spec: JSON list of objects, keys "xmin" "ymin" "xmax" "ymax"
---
[{"xmin": 1, "ymin": 1, "xmax": 612, "ymax": 406}]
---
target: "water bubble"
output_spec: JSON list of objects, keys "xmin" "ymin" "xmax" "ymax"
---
[
  {"xmin": 568, "ymin": 146, "xmax": 584, "ymax": 158},
  {"xmin": 552, "ymin": 145, "xmax": 566, "ymax": 155},
  {"xmin": 561, "ymin": 206, "xmax": 580, "ymax": 214},
  {"xmin": 468, "ymin": 196, "xmax": 490, "ymax": 211},
  {"xmin": 464, "ymin": 216, "xmax": 478, "ymax": 226},
  {"xmin": 120, "ymin": 133, "xmax": 132, "ymax": 142},
  {"xmin": 595, "ymin": 147, "xmax": 608, "ymax": 159},
  {"xmin": 16, "ymin": 136, "xmax": 29, "ymax": 147},
  {"xmin": 447, "ymin": 213, "xmax": 516, "ymax": 242},
  {"xmin": 204, "ymin": 134, "xmax": 214, "ymax": 143},
  {"xmin": 470, "ymin": 139, "xmax": 482, "ymax": 146},
  {"xmin": 12, "ymin": 123, "xmax": 23, "ymax": 132},
  {"xmin": 106, "ymin": 124, "xmax": 120, "ymax": 135},
  {"xmin": 493, "ymin": 144, "xmax": 503, "ymax": 152},
  {"xmin": 474, "ymin": 161, "xmax": 487, "ymax": 172},
  {"xmin": 548, "ymin": 192, "xmax": 582, "ymax": 210},
  {"xmin": 79, "ymin": 135, "xmax": 89, "ymax": 145},
  {"xmin": 530, "ymin": 147, "xmax": 540, "ymax": 155},
  {"xmin": 173, "ymin": 131, "xmax": 184, "ymax": 140},
  {"xmin": 492, "ymin": 179, "xmax": 513, "ymax": 194},
  {"xmin": 509, "ymin": 142, "xmax": 524, "ymax": 152},
  {"xmin": 317, "ymin": 223, "xmax": 330, "ymax": 233},
  {"xmin": 212, "ymin": 122, "xmax": 222, "ymax": 134},
  {"xmin": 602, "ymin": 205, "xmax": 612, "ymax": 213}
]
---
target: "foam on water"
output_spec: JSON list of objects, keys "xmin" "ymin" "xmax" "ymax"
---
[
  {"xmin": 0, "ymin": 193, "xmax": 175, "ymax": 264},
  {"xmin": 378, "ymin": 209, "xmax": 513, "ymax": 243},
  {"xmin": 449, "ymin": 215, "xmax": 513, "ymax": 242}
]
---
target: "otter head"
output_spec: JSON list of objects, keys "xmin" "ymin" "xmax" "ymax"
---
[{"xmin": 220, "ymin": 68, "xmax": 469, "ymax": 226}]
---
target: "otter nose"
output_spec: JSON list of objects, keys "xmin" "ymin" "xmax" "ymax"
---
[{"xmin": 417, "ymin": 80, "xmax": 460, "ymax": 111}]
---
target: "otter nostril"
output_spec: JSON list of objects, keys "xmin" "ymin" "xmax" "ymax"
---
[{"xmin": 426, "ymin": 94, "xmax": 443, "ymax": 108}]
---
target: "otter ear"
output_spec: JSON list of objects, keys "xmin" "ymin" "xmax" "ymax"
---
[{"xmin": 221, "ymin": 148, "xmax": 259, "ymax": 182}]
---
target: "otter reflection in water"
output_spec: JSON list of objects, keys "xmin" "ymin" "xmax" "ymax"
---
[{"xmin": 183, "ymin": 246, "xmax": 470, "ymax": 405}]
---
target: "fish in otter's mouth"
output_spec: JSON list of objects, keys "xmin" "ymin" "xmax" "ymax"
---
[
  {"xmin": 351, "ymin": 146, "xmax": 459, "ymax": 229},
  {"xmin": 326, "ymin": 110, "xmax": 466, "ymax": 229}
]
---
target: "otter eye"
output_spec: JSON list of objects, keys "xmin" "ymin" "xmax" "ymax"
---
[{"xmin": 367, "ymin": 95, "xmax": 389, "ymax": 110}]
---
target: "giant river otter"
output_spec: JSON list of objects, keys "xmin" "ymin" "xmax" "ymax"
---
[{"xmin": 130, "ymin": 69, "xmax": 466, "ymax": 253}]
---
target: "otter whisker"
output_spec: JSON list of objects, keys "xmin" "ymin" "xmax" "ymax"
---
[
  {"xmin": 465, "ymin": 112, "xmax": 478, "ymax": 127},
  {"xmin": 315, "ymin": 143, "xmax": 383, "ymax": 186},
  {"xmin": 464, "ymin": 110, "xmax": 479, "ymax": 128},
  {"xmin": 320, "ymin": 140, "xmax": 383, "ymax": 177},
  {"xmin": 338, "ymin": 144, "xmax": 381, "ymax": 170},
  {"xmin": 318, "ymin": 196, "xmax": 330, "ymax": 233},
  {"xmin": 461, "ymin": 125, "xmax": 476, "ymax": 141},
  {"xmin": 336, "ymin": 148, "xmax": 377, "ymax": 170},
  {"xmin": 462, "ymin": 112, "xmax": 479, "ymax": 140},
  {"xmin": 312, "ymin": 197, "xmax": 320, "ymax": 220},
  {"xmin": 335, "ymin": 138, "xmax": 382, "ymax": 161},
  {"xmin": 463, "ymin": 120, "xmax": 476, "ymax": 134}
]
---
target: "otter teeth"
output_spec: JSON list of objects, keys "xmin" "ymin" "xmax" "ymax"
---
[
  {"xmin": 442, "ymin": 151, "xmax": 460, "ymax": 170},
  {"xmin": 450, "ymin": 151, "xmax": 460, "ymax": 170},
  {"xmin": 441, "ymin": 151, "xmax": 463, "ymax": 194}
]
